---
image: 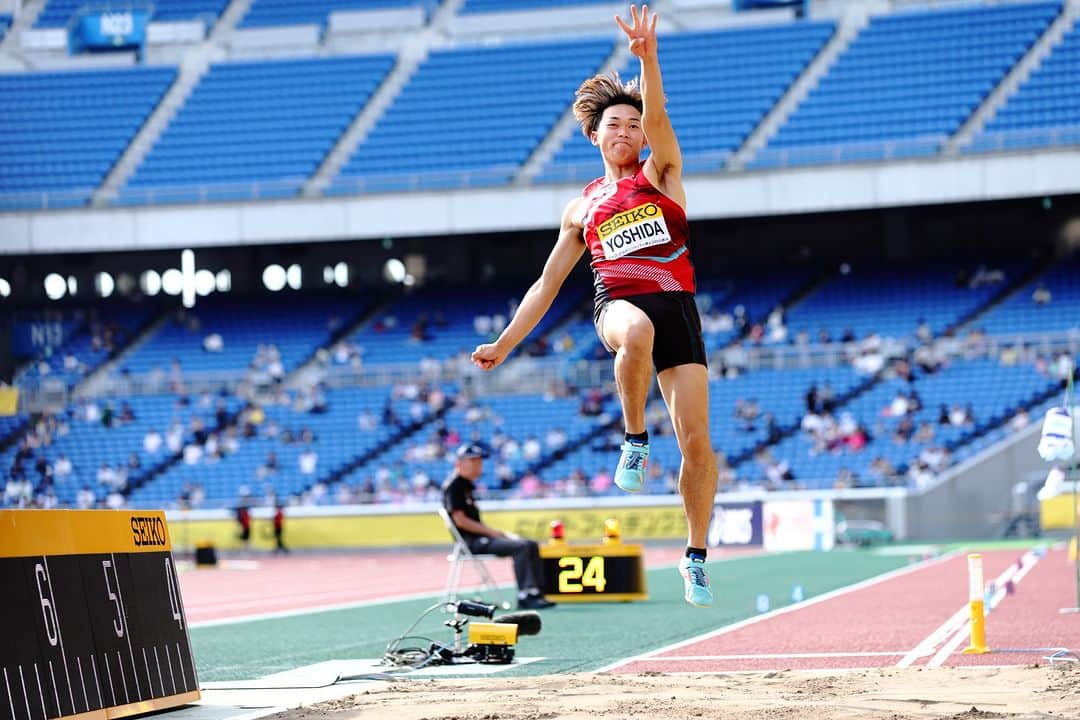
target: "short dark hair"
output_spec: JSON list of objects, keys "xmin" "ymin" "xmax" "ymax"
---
[{"xmin": 573, "ymin": 71, "xmax": 643, "ymax": 137}]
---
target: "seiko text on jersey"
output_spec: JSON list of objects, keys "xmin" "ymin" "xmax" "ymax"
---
[{"xmin": 597, "ymin": 202, "xmax": 672, "ymax": 260}]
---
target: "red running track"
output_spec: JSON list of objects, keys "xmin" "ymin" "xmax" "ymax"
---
[
  {"xmin": 611, "ymin": 548, "xmax": 1080, "ymax": 673},
  {"xmin": 179, "ymin": 546, "xmax": 693, "ymax": 625}
]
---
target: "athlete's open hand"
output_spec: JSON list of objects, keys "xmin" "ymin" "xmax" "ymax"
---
[
  {"xmin": 471, "ymin": 343, "xmax": 507, "ymax": 371},
  {"xmin": 616, "ymin": 4, "xmax": 658, "ymax": 59}
]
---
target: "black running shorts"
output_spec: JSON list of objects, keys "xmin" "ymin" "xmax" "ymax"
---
[{"xmin": 593, "ymin": 290, "xmax": 708, "ymax": 373}]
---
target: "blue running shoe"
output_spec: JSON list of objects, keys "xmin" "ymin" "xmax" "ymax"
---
[
  {"xmin": 678, "ymin": 556, "xmax": 713, "ymax": 608},
  {"xmin": 613, "ymin": 439, "xmax": 649, "ymax": 492}
]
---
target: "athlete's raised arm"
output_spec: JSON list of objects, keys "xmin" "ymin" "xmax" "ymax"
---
[
  {"xmin": 616, "ymin": 4, "xmax": 684, "ymax": 205},
  {"xmin": 471, "ymin": 198, "xmax": 586, "ymax": 371}
]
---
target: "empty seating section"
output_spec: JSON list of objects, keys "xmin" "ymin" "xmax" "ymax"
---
[
  {"xmin": 699, "ymin": 268, "xmax": 811, "ymax": 347},
  {"xmin": 0, "ymin": 67, "xmax": 175, "ymax": 209},
  {"xmin": 781, "ymin": 263, "xmax": 1014, "ymax": 342},
  {"xmin": 460, "ymin": 0, "xmax": 612, "ymax": 12},
  {"xmin": 337, "ymin": 392, "xmax": 607, "ymax": 496},
  {"xmin": 752, "ymin": 1, "xmax": 1061, "ymax": 168},
  {"xmin": 970, "ymin": 20, "xmax": 1080, "ymax": 152},
  {"xmin": 113, "ymin": 298, "xmax": 367, "ymax": 376},
  {"xmin": 544, "ymin": 366, "xmax": 862, "ymax": 492},
  {"xmin": 2, "ymin": 394, "xmax": 236, "ymax": 506},
  {"xmin": 127, "ymin": 386, "xmax": 412, "ymax": 507},
  {"xmin": 34, "ymin": 0, "xmax": 228, "ymax": 28},
  {"xmin": 16, "ymin": 306, "xmax": 157, "ymax": 390},
  {"xmin": 239, "ymin": 0, "xmax": 438, "ymax": 28},
  {"xmin": 347, "ymin": 286, "xmax": 584, "ymax": 365},
  {"xmin": 753, "ymin": 359, "xmax": 1059, "ymax": 488},
  {"xmin": 328, "ymin": 38, "xmax": 613, "ymax": 194},
  {"xmin": 119, "ymin": 55, "xmax": 394, "ymax": 204},
  {"xmin": 539, "ymin": 21, "xmax": 835, "ymax": 183},
  {"xmin": 973, "ymin": 256, "xmax": 1080, "ymax": 335}
]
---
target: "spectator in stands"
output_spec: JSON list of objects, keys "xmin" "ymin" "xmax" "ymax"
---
[
  {"xmin": 1032, "ymin": 283, "xmax": 1052, "ymax": 305},
  {"xmin": 948, "ymin": 404, "xmax": 973, "ymax": 427},
  {"xmin": 299, "ymin": 447, "xmax": 318, "ymax": 475},
  {"xmin": 915, "ymin": 318, "xmax": 932, "ymax": 344},
  {"xmin": 76, "ymin": 485, "xmax": 95, "ymax": 509},
  {"xmin": 915, "ymin": 421, "xmax": 936, "ymax": 444},
  {"xmin": 203, "ymin": 332, "xmax": 224, "ymax": 352},
  {"xmin": 469, "ymin": 5, "xmax": 714, "ymax": 607},
  {"xmin": 52, "ymin": 454, "xmax": 72, "ymax": 479},
  {"xmin": 868, "ymin": 456, "xmax": 897, "ymax": 485},
  {"xmin": 143, "ymin": 427, "xmax": 163, "ymax": 454},
  {"xmin": 443, "ymin": 443, "xmax": 555, "ymax": 609},
  {"xmin": 1010, "ymin": 409, "xmax": 1031, "ymax": 432},
  {"xmin": 118, "ymin": 401, "xmax": 136, "ymax": 424}
]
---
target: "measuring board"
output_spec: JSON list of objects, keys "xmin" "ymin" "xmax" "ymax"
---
[{"xmin": 0, "ymin": 510, "xmax": 199, "ymax": 720}]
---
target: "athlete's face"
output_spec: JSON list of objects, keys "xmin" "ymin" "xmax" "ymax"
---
[{"xmin": 591, "ymin": 104, "xmax": 646, "ymax": 165}]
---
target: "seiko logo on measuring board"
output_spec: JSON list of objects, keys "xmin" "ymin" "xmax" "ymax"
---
[
  {"xmin": 131, "ymin": 515, "xmax": 167, "ymax": 547},
  {"xmin": 598, "ymin": 203, "xmax": 671, "ymax": 260}
]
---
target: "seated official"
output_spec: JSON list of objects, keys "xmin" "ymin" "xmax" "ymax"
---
[{"xmin": 442, "ymin": 443, "xmax": 555, "ymax": 610}]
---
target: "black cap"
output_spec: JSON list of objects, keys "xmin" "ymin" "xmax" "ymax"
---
[{"xmin": 456, "ymin": 442, "xmax": 490, "ymax": 459}]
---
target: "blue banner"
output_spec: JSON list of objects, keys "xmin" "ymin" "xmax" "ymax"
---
[
  {"xmin": 707, "ymin": 501, "xmax": 763, "ymax": 547},
  {"xmin": 11, "ymin": 320, "xmax": 76, "ymax": 359},
  {"xmin": 69, "ymin": 7, "xmax": 150, "ymax": 54}
]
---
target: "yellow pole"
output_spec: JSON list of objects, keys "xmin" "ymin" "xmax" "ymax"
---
[{"xmin": 963, "ymin": 553, "xmax": 990, "ymax": 654}]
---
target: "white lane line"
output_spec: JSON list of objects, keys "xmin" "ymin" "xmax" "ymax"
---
[
  {"xmin": 635, "ymin": 651, "xmax": 908, "ymax": 661},
  {"xmin": 17, "ymin": 667, "xmax": 30, "ymax": 720},
  {"xmin": 926, "ymin": 550, "xmax": 1041, "ymax": 668},
  {"xmin": 896, "ymin": 605, "xmax": 969, "ymax": 667},
  {"xmin": 89, "ymin": 655, "xmax": 102, "ymax": 710},
  {"xmin": 175, "ymin": 644, "xmax": 187, "ymax": 693},
  {"xmin": 596, "ymin": 550, "xmax": 961, "ymax": 674},
  {"xmin": 32, "ymin": 665, "xmax": 45, "ymax": 720},
  {"xmin": 3, "ymin": 668, "xmax": 15, "ymax": 720}
]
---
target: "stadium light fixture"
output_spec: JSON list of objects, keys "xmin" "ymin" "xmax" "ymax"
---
[
  {"xmin": 95, "ymin": 272, "xmax": 115, "ymax": 298},
  {"xmin": 216, "ymin": 269, "xmax": 231, "ymax": 292},
  {"xmin": 0, "ymin": 278, "xmax": 10, "ymax": 298},
  {"xmin": 161, "ymin": 268, "xmax": 183, "ymax": 296},
  {"xmin": 286, "ymin": 264, "xmax": 302, "ymax": 290},
  {"xmin": 334, "ymin": 262, "xmax": 348, "ymax": 287},
  {"xmin": 44, "ymin": 273, "xmax": 66, "ymax": 300},
  {"xmin": 181, "ymin": 249, "xmax": 196, "ymax": 308},
  {"xmin": 67, "ymin": 276, "xmax": 77, "ymax": 296},
  {"xmin": 140, "ymin": 270, "xmax": 162, "ymax": 296},
  {"xmin": 194, "ymin": 269, "xmax": 215, "ymax": 297},
  {"xmin": 263, "ymin": 264, "xmax": 286, "ymax": 292},
  {"xmin": 383, "ymin": 258, "xmax": 406, "ymax": 284}
]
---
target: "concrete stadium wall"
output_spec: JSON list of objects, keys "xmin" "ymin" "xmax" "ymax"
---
[
  {"xmin": 3, "ymin": 147, "xmax": 1079, "ymax": 254},
  {"xmin": 904, "ymin": 421, "xmax": 1048, "ymax": 541}
]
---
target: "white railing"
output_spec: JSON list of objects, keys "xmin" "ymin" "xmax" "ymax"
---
[
  {"xmin": 962, "ymin": 124, "xmax": 1080, "ymax": 153},
  {"xmin": 748, "ymin": 134, "xmax": 948, "ymax": 169},
  {"xmin": 14, "ymin": 329, "xmax": 1080, "ymax": 410}
]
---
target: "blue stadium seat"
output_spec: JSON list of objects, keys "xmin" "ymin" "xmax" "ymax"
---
[
  {"xmin": 781, "ymin": 262, "xmax": 1021, "ymax": 343},
  {"xmin": 969, "ymin": 21, "xmax": 1080, "ymax": 153},
  {"xmin": 239, "ymin": 0, "xmax": 438, "ymax": 29},
  {"xmin": 328, "ymin": 37, "xmax": 613, "ymax": 195},
  {"xmin": 34, "ymin": 0, "xmax": 229, "ymax": 28},
  {"xmin": 971, "ymin": 255, "xmax": 1080, "ymax": 335},
  {"xmin": 751, "ymin": 1, "xmax": 1061, "ymax": 168},
  {"xmin": 0, "ymin": 66, "xmax": 175, "ymax": 209},
  {"xmin": 118, "ymin": 55, "xmax": 394, "ymax": 205},
  {"xmin": 539, "ymin": 21, "xmax": 836, "ymax": 183},
  {"xmin": 460, "ymin": 0, "xmax": 612, "ymax": 12}
]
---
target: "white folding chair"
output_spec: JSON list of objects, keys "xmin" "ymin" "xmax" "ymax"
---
[{"xmin": 438, "ymin": 507, "xmax": 508, "ymax": 608}]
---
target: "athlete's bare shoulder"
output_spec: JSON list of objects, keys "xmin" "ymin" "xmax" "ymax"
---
[{"xmin": 562, "ymin": 194, "xmax": 587, "ymax": 233}]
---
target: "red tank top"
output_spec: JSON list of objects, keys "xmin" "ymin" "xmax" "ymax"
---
[{"xmin": 581, "ymin": 163, "xmax": 695, "ymax": 303}]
